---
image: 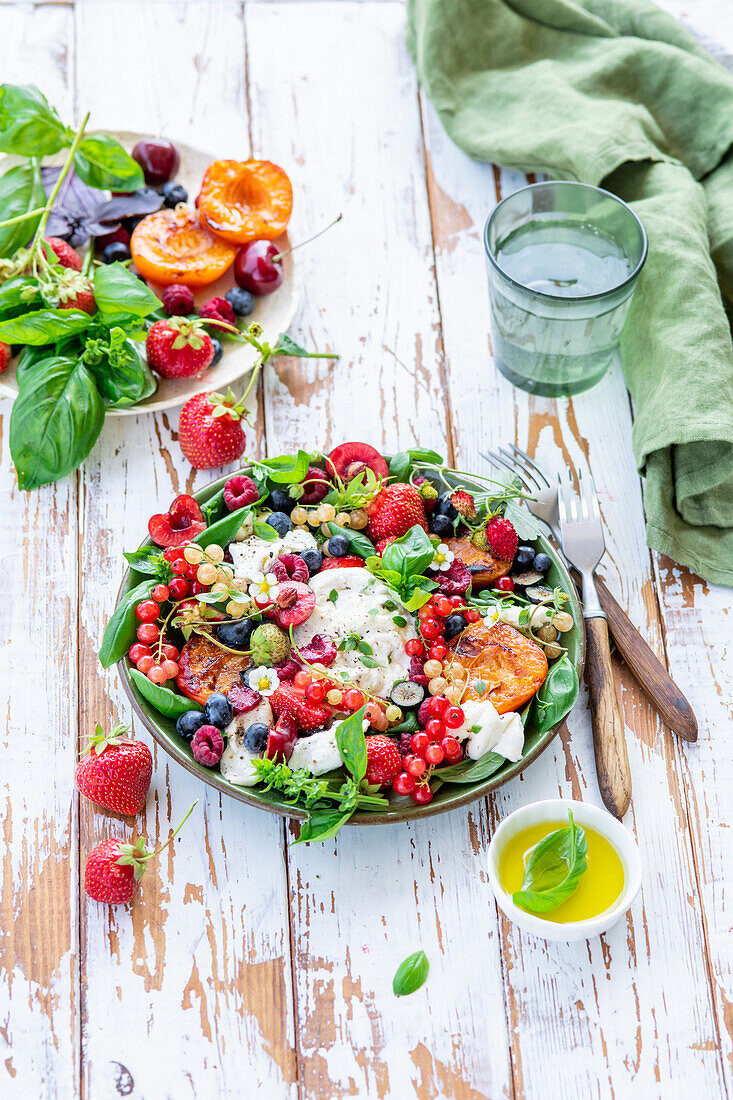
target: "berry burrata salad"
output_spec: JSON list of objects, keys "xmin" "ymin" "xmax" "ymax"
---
[{"xmin": 101, "ymin": 443, "xmax": 580, "ymax": 842}]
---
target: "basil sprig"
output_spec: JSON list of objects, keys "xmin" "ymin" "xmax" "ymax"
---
[
  {"xmin": 512, "ymin": 811, "xmax": 588, "ymax": 915},
  {"xmin": 532, "ymin": 653, "xmax": 579, "ymax": 735},
  {"xmin": 365, "ymin": 525, "xmax": 438, "ymax": 610},
  {"xmin": 388, "ymin": 448, "xmax": 444, "ymax": 483},
  {"xmin": 393, "ymin": 951, "xmax": 429, "ymax": 996}
]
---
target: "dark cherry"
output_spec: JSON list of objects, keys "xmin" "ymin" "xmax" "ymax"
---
[
  {"xmin": 233, "ymin": 240, "xmax": 283, "ymax": 296},
  {"xmin": 131, "ymin": 139, "xmax": 180, "ymax": 186}
]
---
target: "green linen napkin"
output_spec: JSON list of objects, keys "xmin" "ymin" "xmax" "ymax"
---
[{"xmin": 408, "ymin": 0, "xmax": 733, "ymax": 586}]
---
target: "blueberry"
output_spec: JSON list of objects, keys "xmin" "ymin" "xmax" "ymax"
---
[
  {"xmin": 204, "ymin": 691, "xmax": 233, "ymax": 729},
  {"xmin": 299, "ymin": 548, "xmax": 323, "ymax": 575},
  {"xmin": 161, "ymin": 181, "xmax": 188, "ymax": 207},
  {"xmin": 444, "ymin": 613, "xmax": 467, "ymax": 640},
  {"xmin": 267, "ymin": 511, "xmax": 293, "ymax": 537},
  {"xmin": 326, "ymin": 534, "xmax": 350, "ymax": 558},
  {"xmin": 430, "ymin": 513, "xmax": 453, "ymax": 537},
  {"xmin": 100, "ymin": 240, "xmax": 131, "ymax": 264},
  {"xmin": 269, "ymin": 488, "xmax": 295, "ymax": 514},
  {"xmin": 516, "ymin": 545, "xmax": 535, "ymax": 568},
  {"xmin": 225, "ymin": 287, "xmax": 256, "ymax": 317},
  {"xmin": 533, "ymin": 553, "xmax": 552, "ymax": 575},
  {"xmin": 176, "ymin": 710, "xmax": 208, "ymax": 742},
  {"xmin": 434, "ymin": 492, "xmax": 458, "ymax": 521},
  {"xmin": 210, "ymin": 336, "xmax": 223, "ymax": 366},
  {"xmin": 244, "ymin": 722, "xmax": 270, "ymax": 753},
  {"xmin": 215, "ymin": 617, "xmax": 255, "ymax": 650}
]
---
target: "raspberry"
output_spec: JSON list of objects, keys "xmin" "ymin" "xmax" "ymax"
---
[
  {"xmin": 270, "ymin": 683, "xmax": 331, "ymax": 732},
  {"xmin": 191, "ymin": 725, "xmax": 224, "ymax": 766},
  {"xmin": 435, "ymin": 560, "xmax": 471, "ymax": 596},
  {"xmin": 400, "ymin": 729, "xmax": 414, "ymax": 757},
  {"xmin": 486, "ymin": 516, "xmax": 518, "ymax": 562},
  {"xmin": 409, "ymin": 656, "xmax": 429, "ymax": 687},
  {"xmin": 162, "ymin": 284, "xmax": 195, "ymax": 316},
  {"xmin": 273, "ymin": 657, "xmax": 301, "ymax": 681},
  {"xmin": 199, "ymin": 296, "xmax": 236, "ymax": 326},
  {"xmin": 223, "ymin": 474, "xmax": 259, "ymax": 511},
  {"xmin": 271, "ymin": 553, "xmax": 309, "ymax": 584},
  {"xmin": 417, "ymin": 698, "xmax": 432, "ymax": 727},
  {"xmin": 365, "ymin": 735, "xmax": 402, "ymax": 788}
]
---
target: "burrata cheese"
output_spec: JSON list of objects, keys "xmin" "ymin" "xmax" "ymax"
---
[{"xmin": 229, "ymin": 528, "xmax": 318, "ymax": 586}]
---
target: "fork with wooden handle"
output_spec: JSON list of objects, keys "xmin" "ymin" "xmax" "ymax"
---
[{"xmin": 557, "ymin": 468, "xmax": 632, "ymax": 818}]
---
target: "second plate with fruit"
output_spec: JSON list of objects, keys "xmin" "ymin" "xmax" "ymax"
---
[{"xmin": 101, "ymin": 443, "xmax": 584, "ymax": 839}]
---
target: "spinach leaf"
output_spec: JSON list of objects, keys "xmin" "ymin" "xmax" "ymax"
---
[
  {"xmin": 74, "ymin": 134, "xmax": 143, "ymax": 192},
  {"xmin": 513, "ymin": 811, "xmax": 588, "ymax": 914},
  {"xmin": 437, "ymin": 750, "xmax": 505, "ymax": 784},
  {"xmin": 194, "ymin": 506, "xmax": 249, "ymax": 549},
  {"xmin": 533, "ymin": 652, "xmax": 579, "ymax": 735},
  {"xmin": 393, "ymin": 951, "xmax": 429, "ymax": 996},
  {"xmin": 0, "ymin": 308, "xmax": 92, "ymax": 345},
  {"xmin": 99, "ymin": 578, "xmax": 155, "ymax": 667},
  {"xmin": 9, "ymin": 355, "xmax": 104, "ymax": 490},
  {"xmin": 335, "ymin": 705, "xmax": 368, "ymax": 782},
  {"xmin": 129, "ymin": 669, "xmax": 202, "ymax": 718},
  {"xmin": 381, "ymin": 525, "xmax": 436, "ymax": 579},
  {"xmin": 0, "ymin": 84, "xmax": 70, "ymax": 156},
  {"xmin": 93, "ymin": 262, "xmax": 159, "ymax": 319},
  {"xmin": 326, "ymin": 521, "xmax": 375, "ymax": 559},
  {"xmin": 0, "ymin": 163, "xmax": 46, "ymax": 258}
]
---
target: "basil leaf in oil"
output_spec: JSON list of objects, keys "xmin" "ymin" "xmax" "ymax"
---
[{"xmin": 512, "ymin": 811, "xmax": 588, "ymax": 914}]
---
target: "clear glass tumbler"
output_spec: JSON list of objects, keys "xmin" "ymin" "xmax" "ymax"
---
[{"xmin": 484, "ymin": 181, "xmax": 647, "ymax": 397}]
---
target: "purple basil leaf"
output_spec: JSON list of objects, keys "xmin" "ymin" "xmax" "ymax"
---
[
  {"xmin": 95, "ymin": 188, "xmax": 163, "ymax": 226},
  {"xmin": 41, "ymin": 168, "xmax": 163, "ymax": 246}
]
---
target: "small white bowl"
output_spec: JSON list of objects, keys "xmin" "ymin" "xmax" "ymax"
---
[{"xmin": 487, "ymin": 798, "xmax": 642, "ymax": 942}]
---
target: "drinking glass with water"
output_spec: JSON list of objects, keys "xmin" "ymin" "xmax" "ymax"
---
[{"xmin": 484, "ymin": 182, "xmax": 647, "ymax": 397}]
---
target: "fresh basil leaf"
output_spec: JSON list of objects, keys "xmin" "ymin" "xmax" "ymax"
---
[
  {"xmin": 392, "ymin": 615, "xmax": 407, "ymax": 628},
  {"xmin": 253, "ymin": 519, "xmax": 280, "ymax": 541},
  {"xmin": 123, "ymin": 544, "xmax": 172, "ymax": 581},
  {"xmin": 10, "ymin": 355, "xmax": 104, "ymax": 490},
  {"xmin": 388, "ymin": 451, "xmax": 411, "ymax": 482},
  {"xmin": 402, "ymin": 586, "xmax": 437, "ymax": 612},
  {"xmin": 254, "ymin": 450, "xmax": 310, "ymax": 485},
  {"xmin": 326, "ymin": 521, "xmax": 375, "ymax": 559},
  {"xmin": 437, "ymin": 750, "xmax": 505, "ymax": 784},
  {"xmin": 98, "ymin": 578, "xmax": 155, "ymax": 667},
  {"xmin": 0, "ymin": 163, "xmax": 46, "ymax": 258},
  {"xmin": 0, "ymin": 275, "xmax": 41, "ymax": 319},
  {"xmin": 328, "ymin": 589, "xmax": 338, "ymax": 604},
  {"xmin": 194, "ymin": 506, "xmax": 247, "ymax": 549},
  {"xmin": 83, "ymin": 330, "xmax": 154, "ymax": 407},
  {"xmin": 381, "ymin": 525, "xmax": 435, "ymax": 579},
  {"xmin": 129, "ymin": 668, "xmax": 202, "ymax": 719},
  {"xmin": 387, "ymin": 711, "xmax": 418, "ymax": 736},
  {"xmin": 513, "ymin": 811, "xmax": 588, "ymax": 914},
  {"xmin": 335, "ymin": 705, "xmax": 368, "ymax": 783},
  {"xmin": 74, "ymin": 134, "xmax": 143, "ymax": 192},
  {"xmin": 393, "ymin": 950, "xmax": 429, "ymax": 996},
  {"xmin": 0, "ymin": 84, "xmax": 69, "ymax": 156},
  {"xmin": 274, "ymin": 333, "xmax": 337, "ymax": 359},
  {"xmin": 16, "ymin": 346, "xmax": 54, "ymax": 386},
  {"xmin": 359, "ymin": 655, "xmax": 382, "ymax": 669},
  {"xmin": 93, "ymin": 262, "xmax": 159, "ymax": 319},
  {"xmin": 293, "ymin": 806, "xmax": 354, "ymax": 845},
  {"xmin": 0, "ymin": 308, "xmax": 92, "ymax": 345},
  {"xmin": 533, "ymin": 653, "xmax": 579, "ymax": 735}
]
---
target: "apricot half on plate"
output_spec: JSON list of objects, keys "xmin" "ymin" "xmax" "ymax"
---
[
  {"xmin": 198, "ymin": 159, "xmax": 293, "ymax": 243},
  {"xmin": 445, "ymin": 533, "xmax": 511, "ymax": 589},
  {"xmin": 450, "ymin": 620, "xmax": 548, "ymax": 713},
  {"xmin": 131, "ymin": 206, "xmax": 237, "ymax": 287},
  {"xmin": 176, "ymin": 636, "xmax": 250, "ymax": 704}
]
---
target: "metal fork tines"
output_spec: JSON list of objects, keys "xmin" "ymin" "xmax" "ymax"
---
[
  {"xmin": 479, "ymin": 444, "xmax": 558, "ymax": 528},
  {"xmin": 556, "ymin": 468, "xmax": 605, "ymax": 618}
]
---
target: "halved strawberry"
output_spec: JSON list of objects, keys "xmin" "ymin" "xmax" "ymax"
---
[
  {"xmin": 148, "ymin": 493, "xmax": 207, "ymax": 547},
  {"xmin": 319, "ymin": 555, "xmax": 365, "ymax": 571},
  {"xmin": 270, "ymin": 684, "xmax": 331, "ymax": 732},
  {"xmin": 325, "ymin": 442, "xmax": 389, "ymax": 484}
]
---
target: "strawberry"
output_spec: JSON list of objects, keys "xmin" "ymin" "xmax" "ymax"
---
[
  {"xmin": 0, "ymin": 342, "xmax": 11, "ymax": 375},
  {"xmin": 413, "ymin": 476, "xmax": 438, "ymax": 514},
  {"xmin": 146, "ymin": 317, "xmax": 214, "ymax": 379},
  {"xmin": 75, "ymin": 723, "xmax": 152, "ymax": 816},
  {"xmin": 367, "ymin": 483, "xmax": 429, "ymax": 542},
  {"xmin": 486, "ymin": 516, "xmax": 518, "ymax": 562},
  {"xmin": 375, "ymin": 536, "xmax": 397, "ymax": 555},
  {"xmin": 365, "ymin": 735, "xmax": 402, "ymax": 788},
  {"xmin": 44, "ymin": 236, "xmax": 82, "ymax": 271},
  {"xmin": 56, "ymin": 273, "xmax": 96, "ymax": 314},
  {"xmin": 178, "ymin": 390, "xmax": 247, "ymax": 469},
  {"xmin": 319, "ymin": 554, "xmax": 365, "ymax": 571},
  {"xmin": 451, "ymin": 489, "xmax": 477, "ymax": 521},
  {"xmin": 270, "ymin": 683, "xmax": 331, "ymax": 732}
]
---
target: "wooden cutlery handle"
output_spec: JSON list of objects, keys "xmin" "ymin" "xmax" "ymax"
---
[
  {"xmin": 584, "ymin": 617, "xmax": 632, "ymax": 818},
  {"xmin": 593, "ymin": 574, "xmax": 698, "ymax": 742}
]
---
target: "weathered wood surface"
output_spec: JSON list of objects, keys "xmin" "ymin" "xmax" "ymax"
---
[{"xmin": 0, "ymin": 1, "xmax": 730, "ymax": 1098}]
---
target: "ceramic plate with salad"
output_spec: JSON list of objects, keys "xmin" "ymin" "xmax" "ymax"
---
[
  {"xmin": 0, "ymin": 85, "xmax": 301, "ymax": 489},
  {"xmin": 101, "ymin": 442, "xmax": 584, "ymax": 843}
]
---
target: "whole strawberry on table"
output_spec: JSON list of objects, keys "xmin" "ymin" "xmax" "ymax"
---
[{"xmin": 101, "ymin": 442, "xmax": 579, "ymax": 843}]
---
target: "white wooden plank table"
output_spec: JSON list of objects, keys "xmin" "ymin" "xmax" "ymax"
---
[{"xmin": 0, "ymin": 2, "xmax": 730, "ymax": 1098}]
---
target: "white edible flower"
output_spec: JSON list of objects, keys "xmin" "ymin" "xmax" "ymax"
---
[
  {"xmin": 247, "ymin": 666, "xmax": 280, "ymax": 697},
  {"xmin": 432, "ymin": 543, "xmax": 455, "ymax": 572},
  {"xmin": 248, "ymin": 570, "xmax": 280, "ymax": 601}
]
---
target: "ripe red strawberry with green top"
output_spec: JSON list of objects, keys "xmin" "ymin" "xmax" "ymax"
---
[
  {"xmin": 365, "ymin": 735, "xmax": 402, "ymax": 788},
  {"xmin": 375, "ymin": 536, "xmax": 398, "ymax": 555},
  {"xmin": 486, "ymin": 516, "xmax": 518, "ymax": 562},
  {"xmin": 269, "ymin": 683, "xmax": 331, "ymax": 732},
  {"xmin": 451, "ymin": 489, "xmax": 477, "ymax": 521},
  {"xmin": 367, "ymin": 483, "xmax": 429, "ymax": 541},
  {"xmin": 178, "ymin": 390, "xmax": 247, "ymax": 469},
  {"xmin": 75, "ymin": 723, "xmax": 153, "ymax": 815},
  {"xmin": 44, "ymin": 236, "xmax": 82, "ymax": 271},
  {"xmin": 146, "ymin": 317, "xmax": 214, "ymax": 379},
  {"xmin": 0, "ymin": 342, "xmax": 11, "ymax": 375},
  {"xmin": 56, "ymin": 274, "xmax": 96, "ymax": 314}
]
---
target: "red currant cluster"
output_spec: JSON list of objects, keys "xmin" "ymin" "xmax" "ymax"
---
[
  {"xmin": 127, "ymin": 544, "xmax": 210, "ymax": 685},
  {"xmin": 392, "ymin": 695, "xmax": 466, "ymax": 804},
  {"xmin": 289, "ymin": 669, "xmax": 397, "ymax": 729}
]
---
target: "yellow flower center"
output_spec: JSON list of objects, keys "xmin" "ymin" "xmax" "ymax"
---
[{"xmin": 257, "ymin": 676, "xmax": 271, "ymax": 691}]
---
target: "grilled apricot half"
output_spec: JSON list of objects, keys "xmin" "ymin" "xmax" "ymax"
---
[
  {"xmin": 131, "ymin": 206, "xmax": 237, "ymax": 287},
  {"xmin": 198, "ymin": 159, "xmax": 293, "ymax": 243},
  {"xmin": 176, "ymin": 636, "xmax": 250, "ymax": 704},
  {"xmin": 449, "ymin": 620, "xmax": 548, "ymax": 713},
  {"xmin": 445, "ymin": 534, "xmax": 512, "ymax": 589}
]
